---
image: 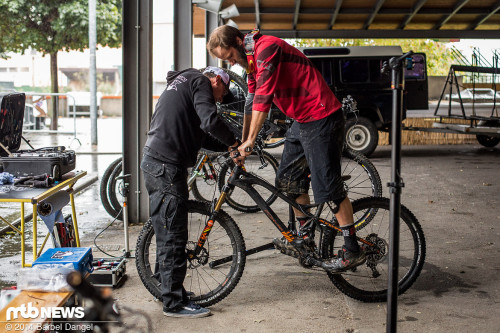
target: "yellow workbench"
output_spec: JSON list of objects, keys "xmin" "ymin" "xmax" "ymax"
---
[{"xmin": 0, "ymin": 171, "xmax": 87, "ymax": 267}]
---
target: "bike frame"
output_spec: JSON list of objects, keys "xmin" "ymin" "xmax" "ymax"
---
[
  {"xmin": 191, "ymin": 160, "xmax": 375, "ymax": 263},
  {"xmin": 187, "ymin": 153, "xmax": 220, "ymax": 189}
]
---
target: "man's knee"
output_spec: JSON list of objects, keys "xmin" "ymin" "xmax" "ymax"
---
[{"xmin": 327, "ymin": 195, "xmax": 347, "ymax": 214}]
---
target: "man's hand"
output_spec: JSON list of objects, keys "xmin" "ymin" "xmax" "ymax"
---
[
  {"xmin": 228, "ymin": 140, "xmax": 240, "ymax": 159},
  {"xmin": 233, "ymin": 140, "xmax": 253, "ymax": 166}
]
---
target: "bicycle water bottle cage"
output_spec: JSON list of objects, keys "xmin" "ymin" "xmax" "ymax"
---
[{"xmin": 243, "ymin": 29, "xmax": 260, "ymax": 74}]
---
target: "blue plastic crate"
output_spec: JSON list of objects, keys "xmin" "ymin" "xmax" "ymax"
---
[{"xmin": 33, "ymin": 247, "xmax": 93, "ymax": 274}]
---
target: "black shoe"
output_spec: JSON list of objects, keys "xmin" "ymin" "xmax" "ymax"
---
[
  {"xmin": 322, "ymin": 246, "xmax": 366, "ymax": 273},
  {"xmin": 163, "ymin": 302, "xmax": 211, "ymax": 318}
]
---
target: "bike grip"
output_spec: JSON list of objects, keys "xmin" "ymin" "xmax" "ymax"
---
[{"xmin": 244, "ymin": 147, "xmax": 252, "ymax": 153}]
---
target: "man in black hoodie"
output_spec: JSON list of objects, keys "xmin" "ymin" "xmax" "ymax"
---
[{"xmin": 141, "ymin": 67, "xmax": 239, "ymax": 318}]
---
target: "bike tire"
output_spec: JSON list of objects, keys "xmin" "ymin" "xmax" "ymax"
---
[
  {"xmin": 341, "ymin": 147, "xmax": 382, "ymax": 200},
  {"xmin": 320, "ymin": 197, "xmax": 426, "ymax": 302},
  {"xmin": 99, "ymin": 157, "xmax": 122, "ymax": 220},
  {"xmin": 263, "ymin": 137, "xmax": 286, "ymax": 149},
  {"xmin": 107, "ymin": 160, "xmax": 123, "ymax": 220},
  {"xmin": 218, "ymin": 150, "xmax": 280, "ymax": 213},
  {"xmin": 135, "ymin": 200, "xmax": 246, "ymax": 307}
]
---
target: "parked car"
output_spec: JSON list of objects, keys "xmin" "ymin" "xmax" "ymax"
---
[{"xmin": 301, "ymin": 46, "xmax": 428, "ymax": 156}]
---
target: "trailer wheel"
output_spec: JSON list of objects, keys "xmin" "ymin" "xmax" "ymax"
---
[
  {"xmin": 476, "ymin": 135, "xmax": 500, "ymax": 147},
  {"xmin": 345, "ymin": 117, "xmax": 379, "ymax": 157}
]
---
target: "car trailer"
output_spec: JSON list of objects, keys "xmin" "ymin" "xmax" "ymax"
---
[{"xmin": 403, "ymin": 64, "xmax": 500, "ymax": 148}]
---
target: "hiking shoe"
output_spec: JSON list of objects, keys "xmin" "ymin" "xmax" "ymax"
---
[
  {"xmin": 163, "ymin": 302, "xmax": 211, "ymax": 318},
  {"xmin": 322, "ymin": 246, "xmax": 366, "ymax": 273}
]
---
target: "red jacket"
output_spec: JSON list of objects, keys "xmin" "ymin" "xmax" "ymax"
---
[{"xmin": 247, "ymin": 35, "xmax": 341, "ymax": 123}]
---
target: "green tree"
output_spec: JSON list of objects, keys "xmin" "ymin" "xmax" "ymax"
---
[
  {"xmin": 290, "ymin": 38, "xmax": 454, "ymax": 76},
  {"xmin": 0, "ymin": 0, "xmax": 121, "ymax": 129}
]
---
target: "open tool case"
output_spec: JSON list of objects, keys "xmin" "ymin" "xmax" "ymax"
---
[{"xmin": 0, "ymin": 92, "xmax": 76, "ymax": 180}]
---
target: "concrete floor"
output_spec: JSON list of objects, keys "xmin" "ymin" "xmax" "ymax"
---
[{"xmin": 98, "ymin": 143, "xmax": 500, "ymax": 333}]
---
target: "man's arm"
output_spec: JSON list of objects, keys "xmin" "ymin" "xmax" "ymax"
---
[
  {"xmin": 238, "ymin": 110, "xmax": 267, "ymax": 158},
  {"xmin": 192, "ymin": 76, "xmax": 237, "ymax": 147}
]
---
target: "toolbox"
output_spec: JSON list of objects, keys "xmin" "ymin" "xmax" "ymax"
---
[
  {"xmin": 87, "ymin": 258, "xmax": 127, "ymax": 288},
  {"xmin": 2, "ymin": 146, "xmax": 76, "ymax": 180},
  {"xmin": 32, "ymin": 247, "xmax": 94, "ymax": 274},
  {"xmin": 0, "ymin": 93, "xmax": 76, "ymax": 180}
]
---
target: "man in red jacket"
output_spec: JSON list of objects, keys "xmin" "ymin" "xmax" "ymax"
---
[{"xmin": 207, "ymin": 26, "xmax": 365, "ymax": 272}]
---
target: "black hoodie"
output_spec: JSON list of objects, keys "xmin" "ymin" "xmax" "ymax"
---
[{"xmin": 144, "ymin": 68, "xmax": 236, "ymax": 168}]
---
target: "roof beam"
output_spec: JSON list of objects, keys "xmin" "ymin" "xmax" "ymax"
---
[
  {"xmin": 258, "ymin": 29, "xmax": 500, "ymax": 39},
  {"xmin": 238, "ymin": 7, "xmax": 491, "ymax": 15},
  {"xmin": 254, "ymin": 0, "xmax": 260, "ymax": 29},
  {"xmin": 363, "ymin": 0, "xmax": 387, "ymax": 30},
  {"xmin": 292, "ymin": 0, "xmax": 301, "ymax": 30},
  {"xmin": 433, "ymin": 0, "xmax": 470, "ymax": 30},
  {"xmin": 328, "ymin": 0, "xmax": 343, "ymax": 30},
  {"xmin": 467, "ymin": 0, "xmax": 500, "ymax": 30},
  {"xmin": 398, "ymin": 0, "xmax": 428, "ymax": 29}
]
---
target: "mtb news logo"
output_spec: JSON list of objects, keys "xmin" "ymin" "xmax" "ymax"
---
[{"xmin": 6, "ymin": 302, "xmax": 85, "ymax": 321}]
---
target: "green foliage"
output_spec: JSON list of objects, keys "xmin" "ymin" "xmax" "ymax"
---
[
  {"xmin": 0, "ymin": 0, "xmax": 122, "ymax": 57},
  {"xmin": 290, "ymin": 38, "xmax": 454, "ymax": 76}
]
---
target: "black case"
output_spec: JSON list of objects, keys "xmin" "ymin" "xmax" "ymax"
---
[{"xmin": 0, "ymin": 93, "xmax": 76, "ymax": 180}]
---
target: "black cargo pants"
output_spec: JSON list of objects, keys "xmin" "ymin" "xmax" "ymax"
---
[{"xmin": 141, "ymin": 150, "xmax": 189, "ymax": 310}]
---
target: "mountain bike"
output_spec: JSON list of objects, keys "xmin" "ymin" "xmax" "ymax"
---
[
  {"xmin": 99, "ymin": 142, "xmax": 279, "ymax": 219},
  {"xmin": 136, "ymin": 153, "xmax": 426, "ymax": 305}
]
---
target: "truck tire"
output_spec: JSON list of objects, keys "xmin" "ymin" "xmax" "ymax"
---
[{"xmin": 345, "ymin": 116, "xmax": 378, "ymax": 157}]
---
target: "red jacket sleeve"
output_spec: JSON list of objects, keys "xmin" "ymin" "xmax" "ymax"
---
[{"xmin": 251, "ymin": 42, "xmax": 281, "ymax": 113}]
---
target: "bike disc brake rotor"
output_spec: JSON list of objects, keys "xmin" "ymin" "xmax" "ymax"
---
[{"xmin": 186, "ymin": 241, "xmax": 209, "ymax": 269}]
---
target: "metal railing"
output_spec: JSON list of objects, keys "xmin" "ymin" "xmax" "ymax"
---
[{"xmin": 23, "ymin": 92, "xmax": 81, "ymax": 146}]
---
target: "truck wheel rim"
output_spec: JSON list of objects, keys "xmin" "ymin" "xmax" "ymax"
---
[{"xmin": 347, "ymin": 125, "xmax": 370, "ymax": 150}]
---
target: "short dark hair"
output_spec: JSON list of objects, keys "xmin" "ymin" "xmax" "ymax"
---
[{"xmin": 207, "ymin": 25, "xmax": 244, "ymax": 57}]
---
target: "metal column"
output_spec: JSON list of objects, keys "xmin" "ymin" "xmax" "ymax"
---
[
  {"xmin": 174, "ymin": 0, "xmax": 193, "ymax": 69},
  {"xmin": 122, "ymin": 0, "xmax": 153, "ymax": 223},
  {"xmin": 205, "ymin": 11, "xmax": 219, "ymax": 67}
]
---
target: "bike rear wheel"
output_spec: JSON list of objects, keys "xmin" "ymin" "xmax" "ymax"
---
[
  {"xmin": 320, "ymin": 197, "xmax": 426, "ymax": 302},
  {"xmin": 341, "ymin": 147, "xmax": 382, "ymax": 200},
  {"xmin": 218, "ymin": 150, "xmax": 279, "ymax": 213},
  {"xmin": 135, "ymin": 201, "xmax": 246, "ymax": 307}
]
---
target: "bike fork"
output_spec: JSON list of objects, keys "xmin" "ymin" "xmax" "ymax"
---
[{"xmin": 191, "ymin": 186, "xmax": 229, "ymax": 258}]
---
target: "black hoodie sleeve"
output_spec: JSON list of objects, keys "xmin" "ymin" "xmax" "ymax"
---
[{"xmin": 191, "ymin": 76, "xmax": 237, "ymax": 147}]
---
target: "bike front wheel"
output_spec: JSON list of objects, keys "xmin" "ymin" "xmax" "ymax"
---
[
  {"xmin": 135, "ymin": 201, "xmax": 246, "ymax": 307},
  {"xmin": 217, "ymin": 150, "xmax": 279, "ymax": 213},
  {"xmin": 320, "ymin": 197, "xmax": 426, "ymax": 302}
]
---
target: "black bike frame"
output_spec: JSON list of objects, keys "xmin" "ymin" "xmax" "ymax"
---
[{"xmin": 192, "ymin": 161, "xmax": 376, "ymax": 260}]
